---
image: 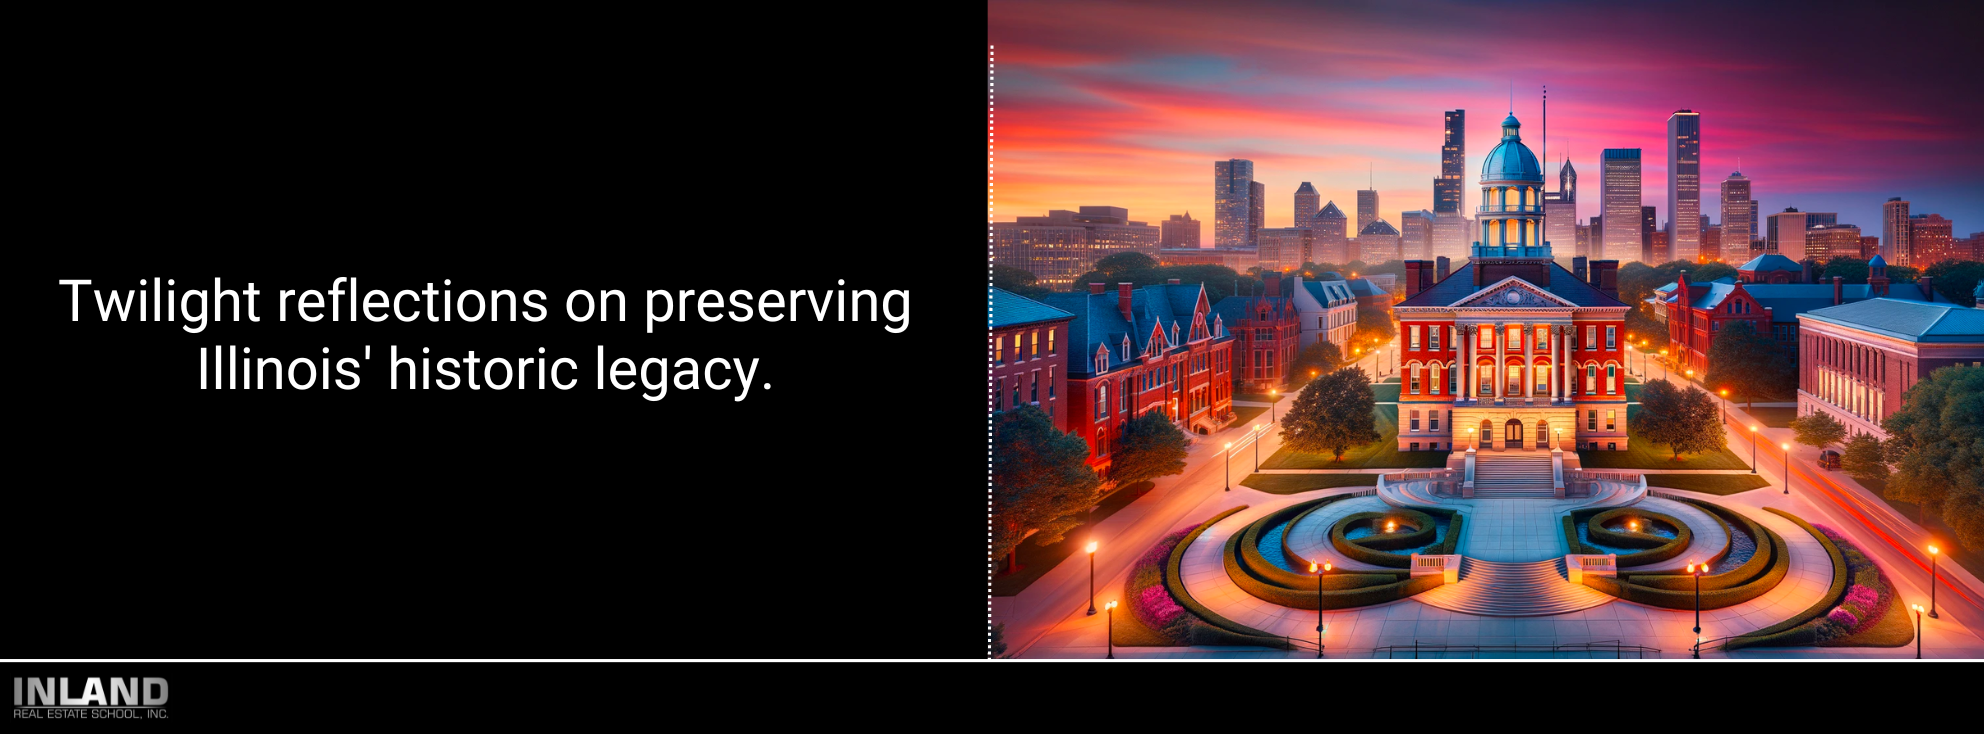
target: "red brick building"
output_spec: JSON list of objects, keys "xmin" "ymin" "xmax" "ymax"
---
[
  {"xmin": 1653, "ymin": 270, "xmax": 1774, "ymax": 374},
  {"xmin": 1797, "ymin": 299, "xmax": 1984, "ymax": 440},
  {"xmin": 990, "ymin": 288, "xmax": 1075, "ymax": 432},
  {"xmin": 1039, "ymin": 281, "xmax": 1237, "ymax": 474},
  {"xmin": 1212, "ymin": 272, "xmax": 1302, "ymax": 393}
]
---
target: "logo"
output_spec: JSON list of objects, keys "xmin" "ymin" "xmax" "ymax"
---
[{"xmin": 13, "ymin": 678, "xmax": 169, "ymax": 720}]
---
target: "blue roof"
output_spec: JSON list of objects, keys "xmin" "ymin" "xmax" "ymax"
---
[
  {"xmin": 1212, "ymin": 295, "xmax": 1294, "ymax": 330},
  {"xmin": 1395, "ymin": 262, "xmax": 1627, "ymax": 308},
  {"xmin": 1481, "ymin": 114, "xmax": 1541, "ymax": 183},
  {"xmin": 1668, "ymin": 281, "xmax": 1947, "ymax": 323},
  {"xmin": 1738, "ymin": 254, "xmax": 1802, "ymax": 272},
  {"xmin": 990, "ymin": 288, "xmax": 1073, "ymax": 329},
  {"xmin": 1301, "ymin": 279, "xmax": 1355, "ymax": 305},
  {"xmin": 1868, "ymin": 254, "xmax": 1888, "ymax": 268},
  {"xmin": 1037, "ymin": 283, "xmax": 1231, "ymax": 377},
  {"xmin": 1801, "ymin": 298, "xmax": 1984, "ymax": 342}
]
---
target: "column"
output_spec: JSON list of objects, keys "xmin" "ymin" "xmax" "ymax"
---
[
  {"xmin": 1494, "ymin": 322, "xmax": 1506, "ymax": 399},
  {"xmin": 1553, "ymin": 325, "xmax": 1563, "ymax": 401},
  {"xmin": 1461, "ymin": 326, "xmax": 1472, "ymax": 401},
  {"xmin": 1523, "ymin": 323, "xmax": 1534, "ymax": 398}
]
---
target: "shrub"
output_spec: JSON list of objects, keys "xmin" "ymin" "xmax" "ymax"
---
[
  {"xmin": 1158, "ymin": 507, "xmax": 1292, "ymax": 648},
  {"xmin": 1826, "ymin": 607, "xmax": 1860, "ymax": 628},
  {"xmin": 1725, "ymin": 508, "xmax": 1851, "ymax": 650},
  {"xmin": 1582, "ymin": 523, "xmax": 1790, "ymax": 610},
  {"xmin": 1614, "ymin": 499, "xmax": 1766, "ymax": 592},
  {"xmin": 1570, "ymin": 506, "xmax": 1694, "ymax": 567}
]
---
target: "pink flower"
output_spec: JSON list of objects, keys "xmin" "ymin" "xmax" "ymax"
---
[{"xmin": 1827, "ymin": 607, "xmax": 1860, "ymax": 628}]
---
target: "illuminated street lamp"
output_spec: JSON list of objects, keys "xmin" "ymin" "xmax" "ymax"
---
[
  {"xmin": 1310, "ymin": 560, "xmax": 1332, "ymax": 654},
  {"xmin": 1554, "ymin": 428, "xmax": 1562, "ymax": 451},
  {"xmin": 1781, "ymin": 443, "xmax": 1791, "ymax": 494},
  {"xmin": 1253, "ymin": 423, "xmax": 1263, "ymax": 470},
  {"xmin": 1686, "ymin": 561, "xmax": 1710, "ymax": 637},
  {"xmin": 1928, "ymin": 545, "xmax": 1941, "ymax": 619},
  {"xmin": 1749, "ymin": 426, "xmax": 1759, "ymax": 474},
  {"xmin": 1224, "ymin": 442, "xmax": 1232, "ymax": 492},
  {"xmin": 1269, "ymin": 388, "xmax": 1279, "ymax": 423},
  {"xmin": 1467, "ymin": 426, "xmax": 1477, "ymax": 452},
  {"xmin": 1718, "ymin": 389, "xmax": 1728, "ymax": 425},
  {"xmin": 1086, "ymin": 541, "xmax": 1099, "ymax": 616},
  {"xmin": 1105, "ymin": 600, "xmax": 1118, "ymax": 659},
  {"xmin": 1912, "ymin": 604, "xmax": 1924, "ymax": 659}
]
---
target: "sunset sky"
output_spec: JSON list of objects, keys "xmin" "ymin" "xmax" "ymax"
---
[{"xmin": 989, "ymin": 0, "xmax": 1983, "ymax": 247}]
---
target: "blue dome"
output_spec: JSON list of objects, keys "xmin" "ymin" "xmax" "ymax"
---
[
  {"xmin": 1480, "ymin": 115, "xmax": 1541, "ymax": 183},
  {"xmin": 1869, "ymin": 254, "xmax": 1887, "ymax": 268}
]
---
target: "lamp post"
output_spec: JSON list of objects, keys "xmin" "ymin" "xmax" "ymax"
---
[
  {"xmin": 1224, "ymin": 442, "xmax": 1232, "ymax": 492},
  {"xmin": 1749, "ymin": 426, "xmax": 1759, "ymax": 474},
  {"xmin": 1718, "ymin": 389, "xmax": 1728, "ymax": 426},
  {"xmin": 1781, "ymin": 443, "xmax": 1791, "ymax": 495},
  {"xmin": 1659, "ymin": 349, "xmax": 1668, "ymax": 381},
  {"xmin": 1086, "ymin": 541, "xmax": 1099, "ymax": 616},
  {"xmin": 1686, "ymin": 561, "xmax": 1708, "ymax": 636},
  {"xmin": 1912, "ymin": 604, "xmax": 1923, "ymax": 659},
  {"xmin": 1269, "ymin": 388, "xmax": 1278, "ymax": 423},
  {"xmin": 1105, "ymin": 600, "xmax": 1117, "ymax": 659},
  {"xmin": 1253, "ymin": 424, "xmax": 1262, "ymax": 470},
  {"xmin": 1928, "ymin": 545, "xmax": 1941, "ymax": 619},
  {"xmin": 1468, "ymin": 426, "xmax": 1477, "ymax": 452},
  {"xmin": 1554, "ymin": 428, "xmax": 1562, "ymax": 452},
  {"xmin": 1311, "ymin": 560, "xmax": 1332, "ymax": 657}
]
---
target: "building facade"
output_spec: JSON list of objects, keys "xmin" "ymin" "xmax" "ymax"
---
[
  {"xmin": 1394, "ymin": 113, "xmax": 1634, "ymax": 453},
  {"xmin": 1797, "ymin": 299, "xmax": 1984, "ymax": 441},
  {"xmin": 1249, "ymin": 180, "xmax": 1266, "ymax": 246},
  {"xmin": 1641, "ymin": 206, "xmax": 1659, "ymax": 263},
  {"xmin": 1294, "ymin": 182, "xmax": 1320, "ymax": 231},
  {"xmin": 1653, "ymin": 270, "xmax": 1774, "ymax": 374},
  {"xmin": 1290, "ymin": 275, "xmax": 1358, "ymax": 350},
  {"xmin": 1357, "ymin": 219, "xmax": 1401, "ymax": 263},
  {"xmin": 1160, "ymin": 212, "xmax": 1201, "ymax": 249},
  {"xmin": 1910, "ymin": 213, "xmax": 1957, "ymax": 267},
  {"xmin": 1720, "ymin": 170, "xmax": 1753, "ymax": 264},
  {"xmin": 1040, "ymin": 281, "xmax": 1238, "ymax": 473},
  {"xmin": 1768, "ymin": 208, "xmax": 1809, "ymax": 261},
  {"xmin": 1256, "ymin": 227, "xmax": 1314, "ymax": 272},
  {"xmin": 1213, "ymin": 272, "xmax": 1303, "ymax": 393},
  {"xmin": 1159, "ymin": 246, "xmax": 1256, "ymax": 270},
  {"xmin": 1357, "ymin": 188, "xmax": 1380, "ymax": 237},
  {"xmin": 1402, "ymin": 210, "xmax": 1435, "ymax": 260},
  {"xmin": 993, "ymin": 206, "xmax": 1161, "ymax": 288},
  {"xmin": 1437, "ymin": 110, "xmax": 1465, "ymax": 216},
  {"xmin": 1214, "ymin": 159, "xmax": 1255, "ymax": 248},
  {"xmin": 1884, "ymin": 197, "xmax": 1912, "ymax": 266},
  {"xmin": 1667, "ymin": 110, "xmax": 1702, "ymax": 262},
  {"xmin": 1600, "ymin": 149, "xmax": 1642, "ymax": 263},
  {"xmin": 991, "ymin": 289, "xmax": 1076, "ymax": 432},
  {"xmin": 1313, "ymin": 201, "xmax": 1349, "ymax": 264},
  {"xmin": 1806, "ymin": 223, "xmax": 1863, "ymax": 262}
]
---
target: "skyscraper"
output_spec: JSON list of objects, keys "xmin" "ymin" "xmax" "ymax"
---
[
  {"xmin": 1314, "ymin": 201, "xmax": 1349, "ymax": 263},
  {"xmin": 1806, "ymin": 223, "xmax": 1863, "ymax": 262},
  {"xmin": 1667, "ymin": 110, "xmax": 1702, "ymax": 261},
  {"xmin": 1560, "ymin": 155, "xmax": 1577, "ymax": 203},
  {"xmin": 1884, "ymin": 197, "xmax": 1912, "ymax": 266},
  {"xmin": 1720, "ymin": 170, "xmax": 1753, "ymax": 263},
  {"xmin": 1436, "ymin": 110, "xmax": 1465, "ymax": 214},
  {"xmin": 1910, "ymin": 213, "xmax": 1957, "ymax": 267},
  {"xmin": 1249, "ymin": 180, "xmax": 1266, "ymax": 246},
  {"xmin": 1213, "ymin": 159, "xmax": 1255, "ymax": 248},
  {"xmin": 1600, "ymin": 149, "xmax": 1642, "ymax": 262},
  {"xmin": 1357, "ymin": 186, "xmax": 1379, "ymax": 236},
  {"xmin": 1294, "ymin": 182, "xmax": 1320, "ymax": 231},
  {"xmin": 1400, "ymin": 209, "xmax": 1434, "ymax": 260},
  {"xmin": 1160, "ymin": 212, "xmax": 1201, "ymax": 249},
  {"xmin": 1544, "ymin": 189, "xmax": 1575, "ymax": 253},
  {"xmin": 1768, "ymin": 208, "xmax": 1809, "ymax": 261},
  {"xmin": 1642, "ymin": 205, "xmax": 1658, "ymax": 263}
]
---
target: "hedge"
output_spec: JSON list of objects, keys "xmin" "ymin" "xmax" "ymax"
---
[
  {"xmin": 1616, "ymin": 500, "xmax": 1765, "ymax": 592},
  {"xmin": 1223, "ymin": 529, "xmax": 1431, "ymax": 609},
  {"xmin": 1582, "ymin": 523, "xmax": 1788, "ymax": 610},
  {"xmin": 1340, "ymin": 509, "xmax": 1438, "ymax": 550},
  {"xmin": 1725, "ymin": 507, "xmax": 1850, "ymax": 650},
  {"xmin": 1158, "ymin": 506, "xmax": 1294, "ymax": 648},
  {"xmin": 1562, "ymin": 515, "xmax": 1584, "ymax": 555},
  {"xmin": 1235, "ymin": 499, "xmax": 1365, "ymax": 591},
  {"xmin": 1568, "ymin": 506, "xmax": 1693, "ymax": 567},
  {"xmin": 1275, "ymin": 493, "xmax": 1360, "ymax": 579},
  {"xmin": 1585, "ymin": 507, "xmax": 1688, "ymax": 550}
]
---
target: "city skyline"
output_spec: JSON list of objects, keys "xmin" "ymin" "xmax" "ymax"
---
[{"xmin": 988, "ymin": 0, "xmax": 1982, "ymax": 248}]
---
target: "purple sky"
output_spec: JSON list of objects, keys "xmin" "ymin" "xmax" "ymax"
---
[{"xmin": 990, "ymin": 0, "xmax": 1984, "ymax": 246}]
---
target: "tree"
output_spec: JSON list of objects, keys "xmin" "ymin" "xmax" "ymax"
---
[
  {"xmin": 1704, "ymin": 320, "xmax": 1795, "ymax": 409},
  {"xmin": 1279, "ymin": 367, "xmax": 1380, "ymax": 461},
  {"xmin": 1822, "ymin": 257, "xmax": 1870, "ymax": 285},
  {"xmin": 1923, "ymin": 260, "xmax": 1984, "ymax": 305},
  {"xmin": 993, "ymin": 264, "xmax": 1048, "ymax": 297},
  {"xmin": 1636, "ymin": 380, "xmax": 1725, "ymax": 460},
  {"xmin": 988, "ymin": 622, "xmax": 1008, "ymax": 658},
  {"xmin": 1287, "ymin": 339, "xmax": 1345, "ymax": 386},
  {"xmin": 1882, "ymin": 365, "xmax": 1984, "ymax": 550},
  {"xmin": 1790, "ymin": 410, "xmax": 1847, "ymax": 451},
  {"xmin": 1887, "ymin": 264, "xmax": 1920, "ymax": 283},
  {"xmin": 1092, "ymin": 251, "xmax": 1159, "ymax": 276},
  {"xmin": 1636, "ymin": 379, "xmax": 1682, "ymax": 448},
  {"xmin": 1109, "ymin": 410, "xmax": 1189, "ymax": 489},
  {"xmin": 991, "ymin": 406, "xmax": 1104, "ymax": 574},
  {"xmin": 1840, "ymin": 432, "xmax": 1888, "ymax": 486},
  {"xmin": 1352, "ymin": 307, "xmax": 1396, "ymax": 345},
  {"xmin": 1690, "ymin": 261, "xmax": 1738, "ymax": 283}
]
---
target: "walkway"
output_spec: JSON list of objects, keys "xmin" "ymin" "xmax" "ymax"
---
[{"xmin": 1280, "ymin": 495, "xmax": 1423, "ymax": 572}]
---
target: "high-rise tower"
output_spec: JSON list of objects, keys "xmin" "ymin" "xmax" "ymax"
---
[
  {"xmin": 1249, "ymin": 180, "xmax": 1265, "ymax": 245},
  {"xmin": 1357, "ymin": 179, "xmax": 1379, "ymax": 236},
  {"xmin": 1600, "ymin": 149, "xmax": 1643, "ymax": 262},
  {"xmin": 1213, "ymin": 159, "xmax": 1255, "ymax": 248},
  {"xmin": 1436, "ymin": 110, "xmax": 1465, "ymax": 214},
  {"xmin": 1884, "ymin": 197, "xmax": 1912, "ymax": 266},
  {"xmin": 1667, "ymin": 110, "xmax": 1701, "ymax": 261},
  {"xmin": 1294, "ymin": 182, "xmax": 1320, "ymax": 231},
  {"xmin": 1719, "ymin": 170, "xmax": 1753, "ymax": 263}
]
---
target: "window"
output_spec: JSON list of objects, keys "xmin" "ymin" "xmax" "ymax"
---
[
  {"xmin": 1411, "ymin": 326, "xmax": 1422, "ymax": 350},
  {"xmin": 1031, "ymin": 331, "xmax": 1039, "ymax": 358},
  {"xmin": 1587, "ymin": 410, "xmax": 1597, "ymax": 430},
  {"xmin": 1606, "ymin": 410, "xmax": 1616, "ymax": 431},
  {"xmin": 1120, "ymin": 379, "xmax": 1131, "ymax": 413},
  {"xmin": 1410, "ymin": 410, "xmax": 1420, "ymax": 432},
  {"xmin": 1097, "ymin": 428, "xmax": 1109, "ymax": 456},
  {"xmin": 1012, "ymin": 379, "xmax": 1021, "ymax": 409},
  {"xmin": 1430, "ymin": 410, "xmax": 1441, "ymax": 431},
  {"xmin": 1431, "ymin": 364, "xmax": 1442, "ymax": 394},
  {"xmin": 1096, "ymin": 383, "xmax": 1108, "ymax": 421},
  {"xmin": 1506, "ymin": 325, "xmax": 1521, "ymax": 350},
  {"xmin": 1535, "ymin": 327, "xmax": 1548, "ymax": 348},
  {"xmin": 1030, "ymin": 372, "xmax": 1039, "ymax": 404},
  {"xmin": 1318, "ymin": 316, "xmax": 1326, "ymax": 329},
  {"xmin": 1410, "ymin": 366, "xmax": 1421, "ymax": 394},
  {"xmin": 1586, "ymin": 365, "xmax": 1596, "ymax": 393},
  {"xmin": 1607, "ymin": 442, "xmax": 1617, "ymax": 452},
  {"xmin": 1048, "ymin": 367, "xmax": 1056, "ymax": 399},
  {"xmin": 1048, "ymin": 329, "xmax": 1055, "ymax": 354},
  {"xmin": 996, "ymin": 336, "xmax": 1004, "ymax": 363},
  {"xmin": 1606, "ymin": 326, "xmax": 1616, "ymax": 350},
  {"xmin": 1431, "ymin": 327, "xmax": 1442, "ymax": 351},
  {"xmin": 1479, "ymin": 327, "xmax": 1493, "ymax": 349},
  {"xmin": 1410, "ymin": 443, "xmax": 1420, "ymax": 452},
  {"xmin": 1586, "ymin": 326, "xmax": 1597, "ymax": 350},
  {"xmin": 1606, "ymin": 366, "xmax": 1617, "ymax": 394}
]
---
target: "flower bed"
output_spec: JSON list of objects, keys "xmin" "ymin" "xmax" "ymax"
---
[
  {"xmin": 1803, "ymin": 524, "xmax": 1913, "ymax": 648},
  {"xmin": 1120, "ymin": 506, "xmax": 1297, "ymax": 648}
]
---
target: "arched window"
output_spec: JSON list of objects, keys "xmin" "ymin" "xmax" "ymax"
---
[{"xmin": 1096, "ymin": 383, "xmax": 1108, "ymax": 419}]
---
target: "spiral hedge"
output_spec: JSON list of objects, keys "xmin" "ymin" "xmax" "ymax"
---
[
  {"xmin": 1156, "ymin": 506, "xmax": 1294, "ymax": 647},
  {"xmin": 1725, "ymin": 508, "xmax": 1852, "ymax": 650},
  {"xmin": 1579, "ymin": 499, "xmax": 1794, "ymax": 610},
  {"xmin": 1219, "ymin": 497, "xmax": 1440, "ymax": 610},
  {"xmin": 1323, "ymin": 505, "xmax": 1464, "ymax": 569},
  {"xmin": 1567, "ymin": 506, "xmax": 1693, "ymax": 567}
]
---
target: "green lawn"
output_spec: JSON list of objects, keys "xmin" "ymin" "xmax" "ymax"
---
[
  {"xmin": 1740, "ymin": 406, "xmax": 1798, "ymax": 428},
  {"xmin": 1229, "ymin": 405, "xmax": 1269, "ymax": 426},
  {"xmin": 1576, "ymin": 421, "xmax": 1753, "ymax": 470},
  {"xmin": 992, "ymin": 481, "xmax": 1149, "ymax": 596},
  {"xmin": 1261, "ymin": 405, "xmax": 1451, "ymax": 470},
  {"xmin": 1236, "ymin": 392, "xmax": 1285, "ymax": 404},
  {"xmin": 1861, "ymin": 473, "xmax": 1984, "ymax": 584},
  {"xmin": 1371, "ymin": 383, "xmax": 1401, "ymax": 402},
  {"xmin": 1239, "ymin": 473, "xmax": 1379, "ymax": 494},
  {"xmin": 1643, "ymin": 473, "xmax": 1772, "ymax": 495}
]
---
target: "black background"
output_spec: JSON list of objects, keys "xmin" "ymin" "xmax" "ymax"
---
[{"xmin": 10, "ymin": 3, "xmax": 988, "ymax": 684}]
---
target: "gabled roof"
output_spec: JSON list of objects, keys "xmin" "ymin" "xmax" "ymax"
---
[
  {"xmin": 1318, "ymin": 201, "xmax": 1346, "ymax": 219},
  {"xmin": 1300, "ymin": 279, "xmax": 1355, "ymax": 306},
  {"xmin": 1801, "ymin": 298, "xmax": 1984, "ymax": 342},
  {"xmin": 1738, "ymin": 253, "xmax": 1802, "ymax": 272},
  {"xmin": 1449, "ymin": 276, "xmax": 1581, "ymax": 309},
  {"xmin": 1359, "ymin": 219, "xmax": 1399, "ymax": 237},
  {"xmin": 990, "ymin": 288, "xmax": 1073, "ymax": 329},
  {"xmin": 1037, "ymin": 283, "xmax": 1230, "ymax": 377},
  {"xmin": 1345, "ymin": 278, "xmax": 1387, "ymax": 298},
  {"xmin": 1697, "ymin": 281, "xmax": 1947, "ymax": 323},
  {"xmin": 1395, "ymin": 262, "xmax": 1627, "ymax": 308},
  {"xmin": 1655, "ymin": 276, "xmax": 1740, "ymax": 310}
]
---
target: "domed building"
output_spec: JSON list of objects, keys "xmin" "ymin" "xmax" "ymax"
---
[{"xmin": 1386, "ymin": 112, "xmax": 1635, "ymax": 481}]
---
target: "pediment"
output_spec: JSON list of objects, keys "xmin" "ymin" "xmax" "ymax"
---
[{"xmin": 1448, "ymin": 277, "xmax": 1578, "ymax": 309}]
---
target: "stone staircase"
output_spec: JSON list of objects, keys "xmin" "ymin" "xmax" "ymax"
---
[
  {"xmin": 1471, "ymin": 452, "xmax": 1556, "ymax": 498},
  {"xmin": 1413, "ymin": 557, "xmax": 1615, "ymax": 616}
]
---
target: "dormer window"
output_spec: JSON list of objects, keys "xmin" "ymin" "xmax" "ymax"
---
[
  {"xmin": 1095, "ymin": 345, "xmax": 1109, "ymax": 374},
  {"xmin": 1121, "ymin": 336, "xmax": 1131, "ymax": 361}
]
